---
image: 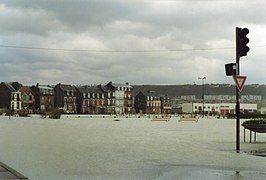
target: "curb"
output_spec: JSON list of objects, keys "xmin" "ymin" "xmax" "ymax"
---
[{"xmin": 0, "ymin": 161, "xmax": 28, "ymax": 179}]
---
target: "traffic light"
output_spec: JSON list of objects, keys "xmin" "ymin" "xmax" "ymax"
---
[{"xmin": 236, "ymin": 27, "xmax": 249, "ymax": 57}]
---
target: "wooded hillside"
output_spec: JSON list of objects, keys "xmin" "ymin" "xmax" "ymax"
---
[{"xmin": 132, "ymin": 84, "xmax": 266, "ymax": 100}]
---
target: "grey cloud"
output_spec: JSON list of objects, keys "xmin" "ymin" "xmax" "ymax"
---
[
  {"xmin": 3, "ymin": 0, "xmax": 148, "ymax": 33},
  {"xmin": 1, "ymin": 0, "xmax": 266, "ymax": 85},
  {"xmin": 0, "ymin": 4, "xmax": 64, "ymax": 36}
]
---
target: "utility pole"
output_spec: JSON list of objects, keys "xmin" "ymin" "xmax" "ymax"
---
[{"xmin": 198, "ymin": 77, "xmax": 206, "ymax": 117}]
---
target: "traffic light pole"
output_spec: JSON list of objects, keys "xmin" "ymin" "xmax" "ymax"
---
[
  {"xmin": 235, "ymin": 27, "xmax": 240, "ymax": 153},
  {"xmin": 228, "ymin": 27, "xmax": 249, "ymax": 153}
]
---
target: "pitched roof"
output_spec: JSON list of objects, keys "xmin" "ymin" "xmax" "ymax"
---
[
  {"xmin": 37, "ymin": 84, "xmax": 53, "ymax": 90},
  {"xmin": 76, "ymin": 85, "xmax": 103, "ymax": 94},
  {"xmin": 1, "ymin": 82, "xmax": 22, "ymax": 92},
  {"xmin": 112, "ymin": 83, "xmax": 132, "ymax": 88},
  {"xmin": 106, "ymin": 81, "xmax": 132, "ymax": 89},
  {"xmin": 3, "ymin": 82, "xmax": 16, "ymax": 92},
  {"xmin": 140, "ymin": 90, "xmax": 161, "ymax": 98},
  {"xmin": 20, "ymin": 86, "xmax": 34, "ymax": 95},
  {"xmin": 57, "ymin": 84, "xmax": 76, "ymax": 91}
]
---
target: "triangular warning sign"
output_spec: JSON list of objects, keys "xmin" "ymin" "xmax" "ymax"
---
[{"xmin": 233, "ymin": 75, "xmax": 247, "ymax": 92}]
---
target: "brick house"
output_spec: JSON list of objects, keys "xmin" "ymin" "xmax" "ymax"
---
[
  {"xmin": 123, "ymin": 83, "xmax": 133, "ymax": 114},
  {"xmin": 134, "ymin": 90, "xmax": 162, "ymax": 114},
  {"xmin": 54, "ymin": 84, "xmax": 77, "ymax": 113},
  {"xmin": 161, "ymin": 95, "xmax": 172, "ymax": 114},
  {"xmin": 133, "ymin": 91, "xmax": 147, "ymax": 114},
  {"xmin": 76, "ymin": 85, "xmax": 106, "ymax": 114},
  {"xmin": 20, "ymin": 86, "xmax": 35, "ymax": 113},
  {"xmin": 99, "ymin": 85, "xmax": 115, "ymax": 114},
  {"xmin": 31, "ymin": 84, "xmax": 54, "ymax": 113}
]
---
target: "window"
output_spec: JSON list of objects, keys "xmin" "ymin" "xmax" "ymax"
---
[{"xmin": 41, "ymin": 105, "xmax": 45, "ymax": 110}]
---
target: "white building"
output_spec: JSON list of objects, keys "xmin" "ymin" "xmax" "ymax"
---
[
  {"xmin": 11, "ymin": 91, "xmax": 22, "ymax": 113},
  {"xmin": 261, "ymin": 107, "xmax": 266, "ymax": 114},
  {"xmin": 182, "ymin": 102, "xmax": 257, "ymax": 115},
  {"xmin": 105, "ymin": 82, "xmax": 133, "ymax": 114},
  {"xmin": 204, "ymin": 95, "xmax": 262, "ymax": 102}
]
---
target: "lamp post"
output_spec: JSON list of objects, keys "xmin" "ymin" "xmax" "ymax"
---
[{"xmin": 198, "ymin": 77, "xmax": 206, "ymax": 116}]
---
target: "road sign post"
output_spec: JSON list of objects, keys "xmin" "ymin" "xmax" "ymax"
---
[{"xmin": 233, "ymin": 75, "xmax": 247, "ymax": 152}]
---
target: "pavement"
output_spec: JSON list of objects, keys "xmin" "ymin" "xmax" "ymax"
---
[{"xmin": 0, "ymin": 162, "xmax": 28, "ymax": 179}]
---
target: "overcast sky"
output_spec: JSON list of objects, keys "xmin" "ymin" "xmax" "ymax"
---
[{"xmin": 1, "ymin": 0, "xmax": 266, "ymax": 85}]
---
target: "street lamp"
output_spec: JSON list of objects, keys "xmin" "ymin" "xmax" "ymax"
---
[{"xmin": 198, "ymin": 77, "xmax": 206, "ymax": 116}]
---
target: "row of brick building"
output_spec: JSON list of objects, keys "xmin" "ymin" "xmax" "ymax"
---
[{"xmin": 0, "ymin": 81, "xmax": 172, "ymax": 115}]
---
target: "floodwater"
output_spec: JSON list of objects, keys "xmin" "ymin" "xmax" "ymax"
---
[{"xmin": 0, "ymin": 115, "xmax": 266, "ymax": 180}]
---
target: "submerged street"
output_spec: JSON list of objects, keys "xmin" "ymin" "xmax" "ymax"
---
[{"xmin": 0, "ymin": 115, "xmax": 266, "ymax": 180}]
